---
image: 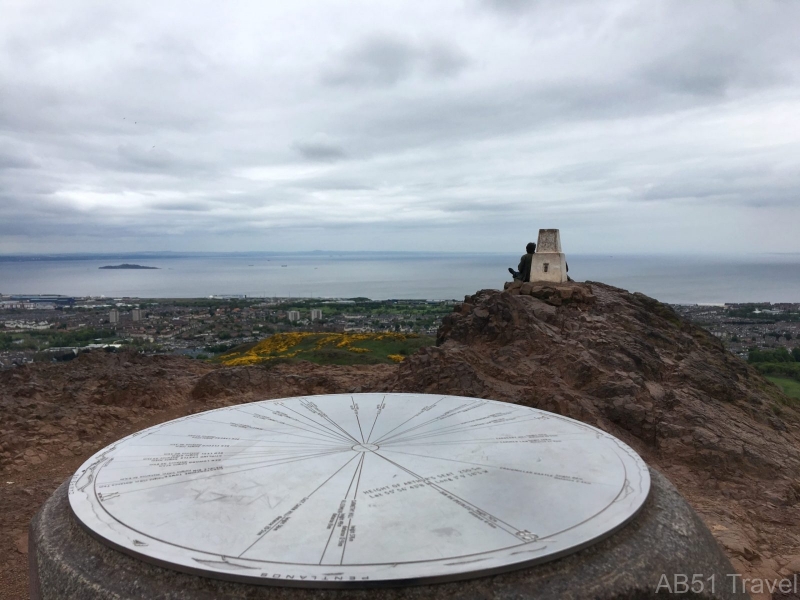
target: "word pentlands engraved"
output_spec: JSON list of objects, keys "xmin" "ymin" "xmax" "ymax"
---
[{"xmin": 69, "ymin": 393, "xmax": 650, "ymax": 587}]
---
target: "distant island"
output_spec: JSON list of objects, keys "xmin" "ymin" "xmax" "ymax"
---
[{"xmin": 99, "ymin": 264, "xmax": 159, "ymax": 270}]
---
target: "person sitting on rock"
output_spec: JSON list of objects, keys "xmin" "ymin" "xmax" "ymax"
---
[{"xmin": 508, "ymin": 242, "xmax": 536, "ymax": 282}]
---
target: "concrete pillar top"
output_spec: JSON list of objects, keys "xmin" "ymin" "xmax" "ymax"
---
[{"xmin": 536, "ymin": 229, "xmax": 562, "ymax": 253}]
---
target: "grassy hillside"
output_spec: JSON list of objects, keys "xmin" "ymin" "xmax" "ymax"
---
[
  {"xmin": 766, "ymin": 376, "xmax": 800, "ymax": 401},
  {"xmin": 216, "ymin": 332, "xmax": 434, "ymax": 366}
]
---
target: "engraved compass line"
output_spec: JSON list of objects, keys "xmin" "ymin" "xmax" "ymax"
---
[
  {"xmin": 524, "ymin": 452, "xmax": 632, "ymax": 542},
  {"xmin": 104, "ymin": 447, "xmax": 350, "ymax": 488},
  {"xmin": 193, "ymin": 417, "xmax": 348, "ymax": 446},
  {"xmin": 365, "ymin": 395, "xmax": 386, "ymax": 444},
  {"xmin": 139, "ymin": 432, "xmax": 347, "ymax": 448},
  {"xmin": 238, "ymin": 452, "xmax": 361, "ymax": 558},
  {"xmin": 379, "ymin": 405, "xmax": 535, "ymax": 445},
  {"xmin": 107, "ymin": 442, "xmax": 354, "ymax": 458},
  {"xmin": 319, "ymin": 453, "xmax": 364, "ymax": 564},
  {"xmin": 374, "ymin": 400, "xmax": 487, "ymax": 445},
  {"xmin": 382, "ymin": 438, "xmax": 566, "ymax": 448},
  {"xmin": 122, "ymin": 444, "xmax": 345, "ymax": 454},
  {"xmin": 249, "ymin": 406, "xmax": 355, "ymax": 445},
  {"xmin": 351, "ymin": 396, "xmax": 365, "ymax": 443},
  {"xmin": 380, "ymin": 415, "xmax": 555, "ymax": 446},
  {"xmin": 99, "ymin": 448, "xmax": 354, "ymax": 469},
  {"xmin": 122, "ymin": 444, "xmax": 349, "ymax": 458},
  {"xmin": 379, "ymin": 431, "xmax": 590, "ymax": 447},
  {"xmin": 369, "ymin": 396, "xmax": 447, "ymax": 444},
  {"xmin": 379, "ymin": 448, "xmax": 636, "ymax": 545},
  {"xmin": 339, "ymin": 450, "xmax": 366, "ymax": 564},
  {"xmin": 74, "ymin": 453, "xmax": 112, "ymax": 492},
  {"xmin": 275, "ymin": 402, "xmax": 358, "ymax": 444},
  {"xmin": 381, "ymin": 408, "xmax": 526, "ymax": 445},
  {"xmin": 372, "ymin": 451, "xmax": 527, "ymax": 541},
  {"xmin": 379, "ymin": 449, "xmax": 610, "ymax": 486},
  {"xmin": 104, "ymin": 448, "xmax": 352, "ymax": 496},
  {"xmin": 232, "ymin": 408, "xmax": 351, "ymax": 445},
  {"xmin": 297, "ymin": 399, "xmax": 362, "ymax": 443},
  {"xmin": 248, "ymin": 404, "xmax": 355, "ymax": 444},
  {"xmin": 372, "ymin": 400, "xmax": 515, "ymax": 443},
  {"xmin": 299, "ymin": 399, "xmax": 361, "ymax": 445}
]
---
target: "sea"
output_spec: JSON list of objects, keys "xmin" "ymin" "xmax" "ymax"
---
[{"xmin": 1, "ymin": 252, "xmax": 800, "ymax": 304}]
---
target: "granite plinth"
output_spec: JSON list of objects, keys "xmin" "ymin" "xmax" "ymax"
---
[{"xmin": 30, "ymin": 469, "xmax": 748, "ymax": 599}]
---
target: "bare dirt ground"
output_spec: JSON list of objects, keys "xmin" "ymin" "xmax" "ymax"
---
[{"xmin": 1, "ymin": 405, "xmax": 200, "ymax": 599}]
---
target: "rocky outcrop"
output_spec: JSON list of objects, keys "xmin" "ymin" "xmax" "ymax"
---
[
  {"xmin": 386, "ymin": 282, "xmax": 800, "ymax": 585},
  {"xmin": 395, "ymin": 282, "xmax": 794, "ymax": 473}
]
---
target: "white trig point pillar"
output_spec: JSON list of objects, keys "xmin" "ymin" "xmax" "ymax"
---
[{"xmin": 531, "ymin": 229, "xmax": 569, "ymax": 283}]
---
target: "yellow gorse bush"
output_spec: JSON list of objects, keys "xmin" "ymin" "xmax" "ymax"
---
[
  {"xmin": 220, "ymin": 332, "xmax": 416, "ymax": 366},
  {"xmin": 220, "ymin": 332, "xmax": 315, "ymax": 366}
]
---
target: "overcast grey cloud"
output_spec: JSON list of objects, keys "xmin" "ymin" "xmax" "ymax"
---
[
  {"xmin": 322, "ymin": 36, "xmax": 469, "ymax": 87},
  {"xmin": 294, "ymin": 136, "xmax": 349, "ymax": 162},
  {"xmin": 0, "ymin": 0, "xmax": 799, "ymax": 255}
]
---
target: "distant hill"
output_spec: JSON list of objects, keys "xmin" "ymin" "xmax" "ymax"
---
[{"xmin": 99, "ymin": 264, "xmax": 159, "ymax": 270}]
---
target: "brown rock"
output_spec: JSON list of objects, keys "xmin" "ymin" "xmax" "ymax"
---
[
  {"xmin": 190, "ymin": 362, "xmax": 394, "ymax": 402},
  {"xmin": 717, "ymin": 529, "xmax": 760, "ymax": 561},
  {"xmin": 779, "ymin": 554, "xmax": 800, "ymax": 576},
  {"xmin": 16, "ymin": 531, "xmax": 28, "ymax": 554}
]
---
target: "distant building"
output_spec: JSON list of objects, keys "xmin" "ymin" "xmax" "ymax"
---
[
  {"xmin": 3, "ymin": 320, "xmax": 50, "ymax": 330},
  {"xmin": 132, "ymin": 309, "xmax": 142, "ymax": 322},
  {"xmin": 1, "ymin": 301, "xmax": 40, "ymax": 310},
  {"xmin": 109, "ymin": 309, "xmax": 120, "ymax": 324},
  {"xmin": 311, "ymin": 309, "xmax": 323, "ymax": 321},
  {"xmin": 287, "ymin": 310, "xmax": 300, "ymax": 322},
  {"xmin": 10, "ymin": 294, "xmax": 75, "ymax": 307}
]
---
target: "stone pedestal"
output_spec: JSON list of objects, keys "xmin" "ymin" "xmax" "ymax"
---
[
  {"xmin": 531, "ymin": 229, "xmax": 568, "ymax": 283},
  {"xmin": 29, "ymin": 469, "xmax": 748, "ymax": 599}
]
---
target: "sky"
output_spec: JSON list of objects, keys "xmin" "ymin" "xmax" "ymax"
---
[{"xmin": 1, "ymin": 0, "xmax": 799, "ymax": 255}]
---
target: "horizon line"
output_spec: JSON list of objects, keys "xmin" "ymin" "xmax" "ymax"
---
[{"xmin": 2, "ymin": 250, "xmax": 799, "ymax": 258}]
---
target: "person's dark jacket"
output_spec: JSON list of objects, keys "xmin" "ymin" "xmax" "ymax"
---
[{"xmin": 518, "ymin": 253, "xmax": 533, "ymax": 283}]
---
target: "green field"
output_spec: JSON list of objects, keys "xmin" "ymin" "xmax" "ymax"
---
[
  {"xmin": 766, "ymin": 376, "xmax": 800, "ymax": 401},
  {"xmin": 0, "ymin": 328, "xmax": 117, "ymax": 351}
]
